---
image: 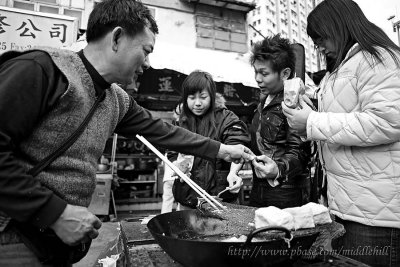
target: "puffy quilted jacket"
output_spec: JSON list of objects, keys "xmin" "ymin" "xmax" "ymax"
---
[{"xmin": 307, "ymin": 44, "xmax": 400, "ymax": 228}]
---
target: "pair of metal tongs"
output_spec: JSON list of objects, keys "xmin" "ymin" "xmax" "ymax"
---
[{"xmin": 136, "ymin": 135, "xmax": 227, "ymax": 211}]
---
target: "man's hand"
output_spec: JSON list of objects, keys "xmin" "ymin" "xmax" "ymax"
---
[
  {"xmin": 226, "ymin": 172, "xmax": 243, "ymax": 193},
  {"xmin": 251, "ymin": 155, "xmax": 279, "ymax": 179},
  {"xmin": 282, "ymin": 95, "xmax": 313, "ymax": 136},
  {"xmin": 50, "ymin": 204, "xmax": 102, "ymax": 246},
  {"xmin": 217, "ymin": 144, "xmax": 255, "ymax": 164}
]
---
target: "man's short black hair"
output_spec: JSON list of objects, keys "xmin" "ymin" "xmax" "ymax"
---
[
  {"xmin": 250, "ymin": 34, "xmax": 296, "ymax": 78},
  {"xmin": 86, "ymin": 0, "xmax": 159, "ymax": 43}
]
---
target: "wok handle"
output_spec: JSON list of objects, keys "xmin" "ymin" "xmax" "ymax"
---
[{"xmin": 244, "ymin": 226, "xmax": 292, "ymax": 246}]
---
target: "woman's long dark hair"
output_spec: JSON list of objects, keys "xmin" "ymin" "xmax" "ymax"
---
[
  {"xmin": 180, "ymin": 70, "xmax": 217, "ymax": 138},
  {"xmin": 307, "ymin": 0, "xmax": 400, "ymax": 72}
]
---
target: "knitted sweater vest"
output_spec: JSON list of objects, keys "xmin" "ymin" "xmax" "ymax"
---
[{"xmin": 15, "ymin": 48, "xmax": 130, "ymax": 207}]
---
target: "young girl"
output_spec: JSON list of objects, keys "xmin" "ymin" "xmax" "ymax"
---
[{"xmin": 171, "ymin": 70, "xmax": 250, "ymax": 209}]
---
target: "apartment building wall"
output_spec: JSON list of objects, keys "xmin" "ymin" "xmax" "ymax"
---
[
  {"xmin": 248, "ymin": 0, "xmax": 320, "ymax": 72},
  {"xmin": 0, "ymin": 0, "xmax": 94, "ymax": 30}
]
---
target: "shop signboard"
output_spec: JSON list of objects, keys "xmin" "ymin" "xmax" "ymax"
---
[
  {"xmin": 0, "ymin": 6, "xmax": 78, "ymax": 53},
  {"xmin": 136, "ymin": 68, "xmax": 259, "ymax": 113}
]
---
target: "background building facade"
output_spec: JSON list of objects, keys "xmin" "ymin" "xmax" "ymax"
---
[{"xmin": 248, "ymin": 0, "xmax": 321, "ymax": 72}]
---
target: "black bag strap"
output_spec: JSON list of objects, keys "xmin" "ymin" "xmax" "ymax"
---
[{"xmin": 27, "ymin": 90, "xmax": 106, "ymax": 177}]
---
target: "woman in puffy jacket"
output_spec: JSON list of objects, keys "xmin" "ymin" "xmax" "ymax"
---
[
  {"xmin": 170, "ymin": 70, "xmax": 250, "ymax": 210},
  {"xmin": 282, "ymin": 0, "xmax": 400, "ymax": 266}
]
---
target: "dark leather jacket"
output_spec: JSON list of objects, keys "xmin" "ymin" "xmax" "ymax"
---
[{"xmin": 250, "ymin": 91, "xmax": 311, "ymax": 188}]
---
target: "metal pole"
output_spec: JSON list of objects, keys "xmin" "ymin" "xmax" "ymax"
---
[
  {"xmin": 396, "ymin": 22, "xmax": 400, "ymax": 46},
  {"xmin": 393, "ymin": 20, "xmax": 400, "ymax": 46}
]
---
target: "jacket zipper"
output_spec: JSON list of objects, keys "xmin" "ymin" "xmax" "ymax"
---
[{"xmin": 317, "ymin": 75, "xmax": 329, "ymax": 188}]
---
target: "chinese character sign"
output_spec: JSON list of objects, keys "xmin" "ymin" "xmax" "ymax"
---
[
  {"xmin": 50, "ymin": 23, "xmax": 67, "ymax": 43},
  {"xmin": 0, "ymin": 6, "xmax": 77, "ymax": 53},
  {"xmin": 158, "ymin": 76, "xmax": 174, "ymax": 93},
  {"xmin": 0, "ymin": 15, "xmax": 10, "ymax": 34},
  {"xmin": 223, "ymin": 83, "xmax": 237, "ymax": 98}
]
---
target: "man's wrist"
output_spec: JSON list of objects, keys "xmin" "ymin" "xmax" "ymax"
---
[
  {"xmin": 275, "ymin": 168, "xmax": 280, "ymax": 179},
  {"xmin": 265, "ymin": 163, "xmax": 280, "ymax": 187},
  {"xmin": 216, "ymin": 143, "xmax": 225, "ymax": 159},
  {"xmin": 267, "ymin": 170, "xmax": 280, "ymax": 187}
]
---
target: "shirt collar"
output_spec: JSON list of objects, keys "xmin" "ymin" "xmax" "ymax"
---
[{"xmin": 77, "ymin": 50, "xmax": 110, "ymax": 95}]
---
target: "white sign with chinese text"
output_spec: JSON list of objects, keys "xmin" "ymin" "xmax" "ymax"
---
[{"xmin": 0, "ymin": 6, "xmax": 78, "ymax": 53}]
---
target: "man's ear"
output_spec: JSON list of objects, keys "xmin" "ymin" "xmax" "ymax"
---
[
  {"xmin": 281, "ymin": 67, "xmax": 291, "ymax": 80},
  {"xmin": 111, "ymin": 27, "xmax": 124, "ymax": 52}
]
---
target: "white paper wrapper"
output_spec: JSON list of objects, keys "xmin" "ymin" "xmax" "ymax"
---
[
  {"xmin": 284, "ymin": 206, "xmax": 315, "ymax": 230},
  {"xmin": 176, "ymin": 153, "xmax": 194, "ymax": 174},
  {"xmin": 98, "ymin": 254, "xmax": 120, "ymax": 267},
  {"xmin": 283, "ymin": 77, "xmax": 305, "ymax": 109},
  {"xmin": 301, "ymin": 202, "xmax": 332, "ymax": 225},
  {"xmin": 254, "ymin": 206, "xmax": 294, "ymax": 230}
]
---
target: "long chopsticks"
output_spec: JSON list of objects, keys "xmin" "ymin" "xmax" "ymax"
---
[
  {"xmin": 110, "ymin": 133, "xmax": 118, "ymax": 219},
  {"xmin": 110, "ymin": 133, "xmax": 118, "ymax": 177},
  {"xmin": 136, "ymin": 134, "xmax": 226, "ymax": 211}
]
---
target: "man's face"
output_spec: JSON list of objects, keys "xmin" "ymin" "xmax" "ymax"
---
[
  {"xmin": 253, "ymin": 59, "xmax": 283, "ymax": 97},
  {"xmin": 113, "ymin": 27, "xmax": 155, "ymax": 86}
]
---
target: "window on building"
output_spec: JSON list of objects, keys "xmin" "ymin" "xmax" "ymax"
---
[
  {"xmin": 301, "ymin": 21, "xmax": 306, "ymax": 32},
  {"xmin": 196, "ymin": 15, "xmax": 248, "ymax": 53},
  {"xmin": 13, "ymin": 1, "xmax": 35, "ymax": 11},
  {"xmin": 64, "ymin": 8, "xmax": 82, "ymax": 27},
  {"xmin": 39, "ymin": 4, "xmax": 58, "ymax": 13},
  {"xmin": 36, "ymin": 0, "xmax": 57, "ymax": 5},
  {"xmin": 69, "ymin": 0, "xmax": 84, "ymax": 9}
]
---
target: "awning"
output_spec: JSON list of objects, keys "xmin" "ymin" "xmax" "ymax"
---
[
  {"xmin": 150, "ymin": 41, "xmax": 257, "ymax": 88},
  {"xmin": 180, "ymin": 0, "xmax": 256, "ymax": 12},
  {"xmin": 65, "ymin": 38, "xmax": 258, "ymax": 88}
]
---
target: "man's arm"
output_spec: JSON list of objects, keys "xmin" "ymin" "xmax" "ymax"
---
[
  {"xmin": 0, "ymin": 53, "xmax": 68, "ymax": 229},
  {"xmin": 116, "ymin": 99, "xmax": 254, "ymax": 163}
]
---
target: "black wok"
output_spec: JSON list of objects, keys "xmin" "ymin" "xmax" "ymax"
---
[{"xmin": 147, "ymin": 210, "xmax": 320, "ymax": 267}]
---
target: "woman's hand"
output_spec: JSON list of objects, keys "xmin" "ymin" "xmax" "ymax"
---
[
  {"xmin": 282, "ymin": 95, "xmax": 313, "ymax": 136},
  {"xmin": 226, "ymin": 172, "xmax": 243, "ymax": 193}
]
